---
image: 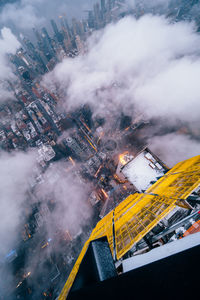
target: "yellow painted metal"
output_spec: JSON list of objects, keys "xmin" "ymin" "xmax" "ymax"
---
[
  {"xmin": 59, "ymin": 155, "xmax": 200, "ymax": 300},
  {"xmin": 58, "ymin": 211, "xmax": 113, "ymax": 300},
  {"xmin": 89, "ymin": 211, "xmax": 114, "ymax": 254},
  {"xmin": 58, "ymin": 241, "xmax": 90, "ymax": 300},
  {"xmin": 175, "ymin": 199, "xmax": 192, "ymax": 209},
  {"xmin": 114, "ymin": 193, "xmax": 176, "ymax": 259},
  {"xmin": 146, "ymin": 155, "xmax": 200, "ymax": 199},
  {"xmin": 114, "ymin": 193, "xmax": 142, "ymax": 222}
]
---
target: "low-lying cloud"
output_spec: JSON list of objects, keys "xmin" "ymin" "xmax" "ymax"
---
[
  {"xmin": 0, "ymin": 27, "xmax": 20, "ymax": 102},
  {"xmin": 0, "ymin": 2, "xmax": 199, "ymax": 298},
  {"xmin": 35, "ymin": 161, "xmax": 92, "ymax": 238},
  {"xmin": 43, "ymin": 14, "xmax": 200, "ymax": 163},
  {"xmin": 0, "ymin": 0, "xmax": 96, "ymax": 32},
  {"xmin": 0, "ymin": 150, "xmax": 36, "ymax": 256},
  {"xmin": 149, "ymin": 133, "xmax": 200, "ymax": 167}
]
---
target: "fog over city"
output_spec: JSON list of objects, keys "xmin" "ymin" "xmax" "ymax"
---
[
  {"xmin": 0, "ymin": 0, "xmax": 199, "ymax": 299},
  {"xmin": 44, "ymin": 13, "xmax": 200, "ymax": 163},
  {"xmin": 0, "ymin": 0, "xmax": 96, "ymax": 32}
]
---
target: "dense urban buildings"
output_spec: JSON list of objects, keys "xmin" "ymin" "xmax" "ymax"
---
[{"xmin": 0, "ymin": 0, "xmax": 200, "ymax": 299}]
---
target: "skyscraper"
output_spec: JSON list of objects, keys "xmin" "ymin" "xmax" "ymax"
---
[
  {"xmin": 51, "ymin": 19, "xmax": 64, "ymax": 44},
  {"xmin": 51, "ymin": 19, "xmax": 59, "ymax": 37},
  {"xmin": 101, "ymin": 0, "xmax": 106, "ymax": 13},
  {"xmin": 59, "ymin": 154, "xmax": 200, "ymax": 299}
]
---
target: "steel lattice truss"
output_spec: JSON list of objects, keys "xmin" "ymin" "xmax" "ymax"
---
[{"xmin": 59, "ymin": 155, "xmax": 200, "ymax": 300}]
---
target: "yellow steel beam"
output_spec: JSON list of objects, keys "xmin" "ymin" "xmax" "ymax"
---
[
  {"xmin": 89, "ymin": 211, "xmax": 114, "ymax": 254},
  {"xmin": 58, "ymin": 241, "xmax": 90, "ymax": 300},
  {"xmin": 58, "ymin": 211, "xmax": 113, "ymax": 300},
  {"xmin": 146, "ymin": 155, "xmax": 200, "ymax": 199},
  {"xmin": 114, "ymin": 194, "xmax": 176, "ymax": 259},
  {"xmin": 59, "ymin": 155, "xmax": 200, "ymax": 299}
]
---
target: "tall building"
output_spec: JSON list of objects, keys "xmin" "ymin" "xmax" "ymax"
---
[
  {"xmin": 51, "ymin": 19, "xmax": 63, "ymax": 44},
  {"xmin": 75, "ymin": 35, "xmax": 84, "ymax": 54},
  {"xmin": 93, "ymin": 3, "xmax": 101, "ymax": 29},
  {"xmin": 41, "ymin": 27, "xmax": 52, "ymax": 45},
  {"xmin": 107, "ymin": 0, "xmax": 113, "ymax": 11},
  {"xmin": 88, "ymin": 11, "xmax": 95, "ymax": 28},
  {"xmin": 101, "ymin": 0, "xmax": 106, "ymax": 13},
  {"xmin": 59, "ymin": 155, "xmax": 200, "ymax": 299},
  {"xmin": 33, "ymin": 28, "xmax": 42, "ymax": 45},
  {"xmin": 51, "ymin": 19, "xmax": 59, "ymax": 37}
]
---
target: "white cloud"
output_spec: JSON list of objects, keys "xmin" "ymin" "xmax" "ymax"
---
[
  {"xmin": 149, "ymin": 133, "xmax": 200, "ymax": 167},
  {"xmin": 35, "ymin": 161, "xmax": 92, "ymax": 237},
  {"xmin": 0, "ymin": 0, "xmax": 96, "ymax": 31},
  {"xmin": 0, "ymin": 27, "xmax": 20, "ymax": 102},
  {"xmin": 44, "ymin": 15, "xmax": 200, "ymax": 122},
  {"xmin": 0, "ymin": 1, "xmax": 46, "ymax": 29},
  {"xmin": 0, "ymin": 150, "xmax": 36, "ymax": 256},
  {"xmin": 0, "ymin": 27, "xmax": 20, "ymax": 80},
  {"xmin": 43, "ymin": 14, "xmax": 200, "ymax": 163}
]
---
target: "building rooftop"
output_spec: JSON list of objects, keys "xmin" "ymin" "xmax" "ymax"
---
[{"xmin": 122, "ymin": 149, "xmax": 165, "ymax": 192}]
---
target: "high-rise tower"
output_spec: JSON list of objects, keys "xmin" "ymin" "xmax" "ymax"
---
[{"xmin": 59, "ymin": 155, "xmax": 200, "ymax": 299}]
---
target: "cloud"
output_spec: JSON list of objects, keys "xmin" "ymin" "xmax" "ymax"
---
[
  {"xmin": 0, "ymin": 27, "xmax": 20, "ymax": 80},
  {"xmin": 0, "ymin": 152, "xmax": 92, "ymax": 297},
  {"xmin": 0, "ymin": 3, "xmax": 199, "ymax": 298},
  {"xmin": 35, "ymin": 161, "xmax": 92, "ymax": 237},
  {"xmin": 44, "ymin": 15, "xmax": 200, "ymax": 121},
  {"xmin": 0, "ymin": 0, "xmax": 96, "ymax": 32},
  {"xmin": 134, "ymin": 57, "xmax": 200, "ymax": 122},
  {"xmin": 0, "ymin": 150, "xmax": 36, "ymax": 256},
  {"xmin": 0, "ymin": 27, "xmax": 20, "ymax": 102},
  {"xmin": 43, "ymin": 14, "xmax": 200, "ymax": 163},
  {"xmin": 149, "ymin": 133, "xmax": 200, "ymax": 167},
  {"xmin": 0, "ymin": 1, "xmax": 45, "ymax": 30}
]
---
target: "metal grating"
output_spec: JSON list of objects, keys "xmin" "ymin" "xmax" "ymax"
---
[
  {"xmin": 59, "ymin": 155, "xmax": 200, "ymax": 300},
  {"xmin": 114, "ymin": 194, "xmax": 176, "ymax": 259}
]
